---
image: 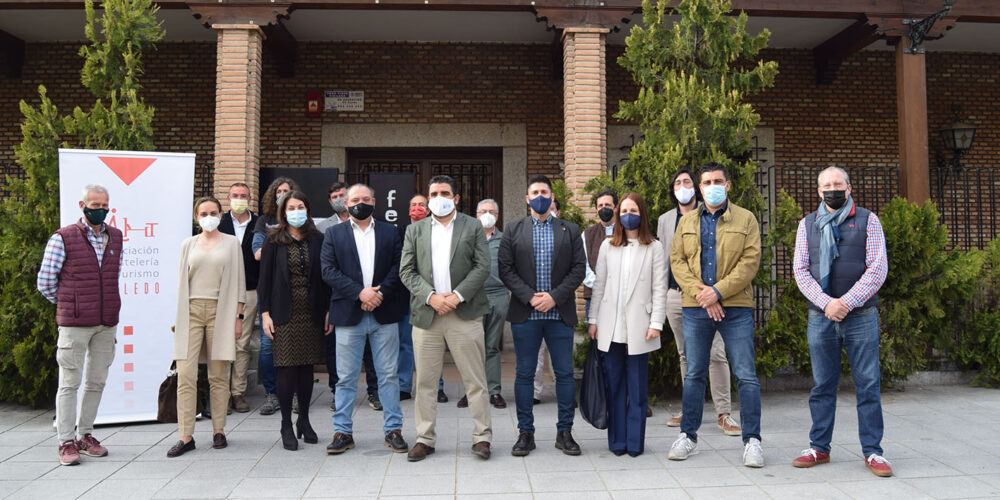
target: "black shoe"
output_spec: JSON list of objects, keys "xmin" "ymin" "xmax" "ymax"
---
[
  {"xmin": 368, "ymin": 394, "xmax": 383, "ymax": 411},
  {"xmin": 296, "ymin": 418, "xmax": 318, "ymax": 444},
  {"xmin": 437, "ymin": 389, "xmax": 448, "ymax": 403},
  {"xmin": 457, "ymin": 395, "xmax": 469, "ymax": 408},
  {"xmin": 399, "ymin": 391, "xmax": 412, "ymax": 401},
  {"xmin": 326, "ymin": 433, "xmax": 355, "ymax": 455},
  {"xmin": 555, "ymin": 430, "xmax": 581, "ymax": 456},
  {"xmin": 384, "ymin": 430, "xmax": 408, "ymax": 453},
  {"xmin": 281, "ymin": 422, "xmax": 298, "ymax": 451},
  {"xmin": 212, "ymin": 433, "xmax": 228, "ymax": 449},
  {"xmin": 511, "ymin": 432, "xmax": 535, "ymax": 457},
  {"xmin": 533, "ymin": 398, "xmax": 541, "ymax": 405},
  {"xmin": 166, "ymin": 439, "xmax": 195, "ymax": 458}
]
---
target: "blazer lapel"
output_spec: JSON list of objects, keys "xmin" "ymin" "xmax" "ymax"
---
[
  {"xmin": 449, "ymin": 214, "xmax": 464, "ymax": 264},
  {"xmin": 344, "ymin": 222, "xmax": 364, "ymax": 283}
]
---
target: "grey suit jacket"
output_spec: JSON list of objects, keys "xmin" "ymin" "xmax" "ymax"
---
[
  {"xmin": 399, "ymin": 212, "xmax": 491, "ymax": 329},
  {"xmin": 657, "ymin": 202, "xmax": 701, "ymax": 285}
]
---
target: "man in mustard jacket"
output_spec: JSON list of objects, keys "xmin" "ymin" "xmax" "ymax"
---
[{"xmin": 667, "ymin": 162, "xmax": 764, "ymax": 468}]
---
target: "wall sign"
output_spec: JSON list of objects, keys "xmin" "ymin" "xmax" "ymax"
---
[{"xmin": 324, "ymin": 91, "xmax": 364, "ymax": 112}]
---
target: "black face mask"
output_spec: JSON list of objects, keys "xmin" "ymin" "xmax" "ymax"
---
[
  {"xmin": 823, "ymin": 190, "xmax": 848, "ymax": 210},
  {"xmin": 597, "ymin": 207, "xmax": 614, "ymax": 223},
  {"xmin": 83, "ymin": 207, "xmax": 108, "ymax": 226},
  {"xmin": 348, "ymin": 202, "xmax": 374, "ymax": 221}
]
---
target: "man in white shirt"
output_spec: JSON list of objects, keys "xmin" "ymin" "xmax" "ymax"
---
[{"xmin": 399, "ymin": 175, "xmax": 493, "ymax": 462}]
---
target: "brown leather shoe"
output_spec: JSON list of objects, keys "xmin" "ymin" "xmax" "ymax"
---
[
  {"xmin": 231, "ymin": 395, "xmax": 249, "ymax": 413},
  {"xmin": 407, "ymin": 442, "xmax": 435, "ymax": 462},
  {"xmin": 212, "ymin": 433, "xmax": 227, "ymax": 449},
  {"xmin": 472, "ymin": 441, "xmax": 491, "ymax": 460},
  {"xmin": 490, "ymin": 394, "xmax": 507, "ymax": 409}
]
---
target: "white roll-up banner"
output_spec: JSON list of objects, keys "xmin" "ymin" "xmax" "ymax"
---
[{"xmin": 58, "ymin": 148, "xmax": 195, "ymax": 424}]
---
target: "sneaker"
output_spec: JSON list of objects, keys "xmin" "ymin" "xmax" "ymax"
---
[
  {"xmin": 76, "ymin": 434, "xmax": 108, "ymax": 457},
  {"xmin": 668, "ymin": 432, "xmax": 698, "ymax": 461},
  {"xmin": 792, "ymin": 448, "xmax": 830, "ymax": 468},
  {"xmin": 260, "ymin": 393, "xmax": 279, "ymax": 416},
  {"xmin": 743, "ymin": 438, "xmax": 764, "ymax": 468},
  {"xmin": 667, "ymin": 413, "xmax": 682, "ymax": 427},
  {"xmin": 58, "ymin": 440, "xmax": 80, "ymax": 466},
  {"xmin": 368, "ymin": 394, "xmax": 383, "ymax": 411},
  {"xmin": 866, "ymin": 454, "xmax": 893, "ymax": 477},
  {"xmin": 718, "ymin": 413, "xmax": 741, "ymax": 436},
  {"xmin": 292, "ymin": 394, "xmax": 299, "ymax": 414}
]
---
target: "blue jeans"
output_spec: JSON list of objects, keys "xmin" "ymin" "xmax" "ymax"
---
[
  {"xmin": 605, "ymin": 342, "xmax": 649, "ymax": 455},
  {"xmin": 258, "ymin": 306, "xmax": 277, "ymax": 395},
  {"xmin": 681, "ymin": 306, "xmax": 761, "ymax": 444},
  {"xmin": 398, "ymin": 310, "xmax": 415, "ymax": 394},
  {"xmin": 512, "ymin": 319, "xmax": 575, "ymax": 433},
  {"xmin": 807, "ymin": 306, "xmax": 883, "ymax": 457},
  {"xmin": 332, "ymin": 312, "xmax": 402, "ymax": 435},
  {"xmin": 325, "ymin": 330, "xmax": 378, "ymax": 395}
]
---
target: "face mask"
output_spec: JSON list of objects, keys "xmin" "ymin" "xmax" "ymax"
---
[
  {"xmin": 823, "ymin": 190, "xmax": 848, "ymax": 210},
  {"xmin": 276, "ymin": 192, "xmax": 287, "ymax": 208},
  {"xmin": 597, "ymin": 207, "xmax": 614, "ymax": 223},
  {"xmin": 230, "ymin": 199, "xmax": 248, "ymax": 214},
  {"xmin": 428, "ymin": 196, "xmax": 455, "ymax": 217},
  {"xmin": 529, "ymin": 195, "xmax": 552, "ymax": 215},
  {"xmin": 479, "ymin": 213, "xmax": 497, "ymax": 229},
  {"xmin": 348, "ymin": 202, "xmax": 374, "ymax": 221},
  {"xmin": 286, "ymin": 209, "xmax": 308, "ymax": 228},
  {"xmin": 675, "ymin": 186, "xmax": 696, "ymax": 205},
  {"xmin": 702, "ymin": 185, "xmax": 727, "ymax": 207},
  {"xmin": 83, "ymin": 207, "xmax": 108, "ymax": 226},
  {"xmin": 198, "ymin": 215, "xmax": 221, "ymax": 232},
  {"xmin": 330, "ymin": 198, "xmax": 347, "ymax": 214},
  {"xmin": 409, "ymin": 205, "xmax": 428, "ymax": 221},
  {"xmin": 620, "ymin": 213, "xmax": 641, "ymax": 231}
]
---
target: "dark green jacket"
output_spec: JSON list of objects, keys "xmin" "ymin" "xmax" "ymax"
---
[{"xmin": 400, "ymin": 212, "xmax": 491, "ymax": 329}]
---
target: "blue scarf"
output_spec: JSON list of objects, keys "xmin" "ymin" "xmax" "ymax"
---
[{"xmin": 814, "ymin": 196, "xmax": 853, "ymax": 294}]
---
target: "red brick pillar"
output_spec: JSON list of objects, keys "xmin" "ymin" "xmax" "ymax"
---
[
  {"xmin": 212, "ymin": 24, "xmax": 264, "ymax": 210},
  {"xmin": 562, "ymin": 28, "xmax": 609, "ymax": 218}
]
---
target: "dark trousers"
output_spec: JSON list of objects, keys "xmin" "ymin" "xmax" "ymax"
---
[
  {"xmin": 604, "ymin": 342, "xmax": 649, "ymax": 456},
  {"xmin": 326, "ymin": 330, "xmax": 378, "ymax": 397}
]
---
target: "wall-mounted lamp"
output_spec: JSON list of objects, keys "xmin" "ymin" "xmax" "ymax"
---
[{"xmin": 937, "ymin": 118, "xmax": 976, "ymax": 172}]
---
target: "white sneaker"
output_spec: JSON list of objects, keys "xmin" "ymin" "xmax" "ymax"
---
[
  {"xmin": 668, "ymin": 432, "xmax": 698, "ymax": 461},
  {"xmin": 743, "ymin": 437, "xmax": 764, "ymax": 468}
]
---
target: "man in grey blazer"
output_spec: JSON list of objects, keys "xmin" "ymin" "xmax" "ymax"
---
[
  {"xmin": 399, "ymin": 175, "xmax": 493, "ymax": 462},
  {"xmin": 657, "ymin": 167, "xmax": 740, "ymax": 436},
  {"xmin": 499, "ymin": 174, "xmax": 586, "ymax": 457}
]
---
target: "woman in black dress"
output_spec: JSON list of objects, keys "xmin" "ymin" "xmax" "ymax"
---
[{"xmin": 259, "ymin": 191, "xmax": 331, "ymax": 450}]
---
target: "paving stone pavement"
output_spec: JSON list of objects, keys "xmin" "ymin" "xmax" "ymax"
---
[{"xmin": 1, "ymin": 382, "xmax": 999, "ymax": 499}]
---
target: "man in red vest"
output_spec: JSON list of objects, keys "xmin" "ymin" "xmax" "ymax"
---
[{"xmin": 37, "ymin": 184, "xmax": 123, "ymax": 466}]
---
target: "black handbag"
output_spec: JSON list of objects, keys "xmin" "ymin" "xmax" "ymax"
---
[{"xmin": 579, "ymin": 340, "xmax": 609, "ymax": 430}]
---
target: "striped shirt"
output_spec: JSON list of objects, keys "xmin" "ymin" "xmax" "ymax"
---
[
  {"xmin": 529, "ymin": 214, "xmax": 560, "ymax": 321},
  {"xmin": 792, "ymin": 212, "xmax": 888, "ymax": 311},
  {"xmin": 37, "ymin": 219, "xmax": 115, "ymax": 304}
]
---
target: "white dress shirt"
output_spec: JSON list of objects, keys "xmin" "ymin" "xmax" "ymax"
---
[
  {"xmin": 350, "ymin": 218, "xmax": 376, "ymax": 288},
  {"xmin": 232, "ymin": 211, "xmax": 252, "ymax": 245},
  {"xmin": 610, "ymin": 239, "xmax": 638, "ymax": 344},
  {"xmin": 428, "ymin": 216, "xmax": 464, "ymax": 303}
]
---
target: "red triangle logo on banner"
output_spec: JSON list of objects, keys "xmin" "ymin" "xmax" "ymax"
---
[{"xmin": 99, "ymin": 157, "xmax": 157, "ymax": 186}]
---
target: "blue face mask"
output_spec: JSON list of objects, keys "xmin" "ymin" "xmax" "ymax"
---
[
  {"xmin": 620, "ymin": 213, "xmax": 641, "ymax": 231},
  {"xmin": 702, "ymin": 185, "xmax": 727, "ymax": 207},
  {"xmin": 286, "ymin": 209, "xmax": 308, "ymax": 228},
  {"xmin": 529, "ymin": 195, "xmax": 552, "ymax": 215}
]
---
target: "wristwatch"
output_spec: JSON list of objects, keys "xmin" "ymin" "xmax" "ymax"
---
[{"xmin": 237, "ymin": 313, "xmax": 245, "ymax": 320}]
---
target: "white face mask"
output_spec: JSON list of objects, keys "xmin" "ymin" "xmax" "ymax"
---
[
  {"xmin": 428, "ymin": 196, "xmax": 456, "ymax": 217},
  {"xmin": 675, "ymin": 186, "xmax": 696, "ymax": 205},
  {"xmin": 199, "ymin": 215, "xmax": 221, "ymax": 233},
  {"xmin": 479, "ymin": 212, "xmax": 497, "ymax": 229}
]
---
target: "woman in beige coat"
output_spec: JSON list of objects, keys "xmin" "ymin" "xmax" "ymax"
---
[
  {"xmin": 588, "ymin": 192, "xmax": 666, "ymax": 457},
  {"xmin": 168, "ymin": 197, "xmax": 246, "ymax": 458}
]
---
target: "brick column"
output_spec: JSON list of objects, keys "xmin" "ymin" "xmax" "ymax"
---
[
  {"xmin": 212, "ymin": 24, "xmax": 264, "ymax": 210},
  {"xmin": 562, "ymin": 28, "xmax": 608, "ymax": 217}
]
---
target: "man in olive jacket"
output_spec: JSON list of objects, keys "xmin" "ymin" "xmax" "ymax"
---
[
  {"xmin": 667, "ymin": 162, "xmax": 764, "ymax": 469},
  {"xmin": 399, "ymin": 175, "xmax": 493, "ymax": 462}
]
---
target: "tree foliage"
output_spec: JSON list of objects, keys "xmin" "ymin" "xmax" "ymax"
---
[{"xmin": 0, "ymin": 0, "xmax": 163, "ymax": 406}]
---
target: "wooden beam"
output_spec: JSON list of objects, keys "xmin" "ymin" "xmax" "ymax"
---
[
  {"xmin": 188, "ymin": 3, "xmax": 291, "ymax": 27},
  {"xmin": 895, "ymin": 39, "xmax": 930, "ymax": 203},
  {"xmin": 261, "ymin": 18, "xmax": 297, "ymax": 78},
  {"xmin": 534, "ymin": 6, "xmax": 636, "ymax": 31},
  {"xmin": 0, "ymin": 28, "xmax": 24, "ymax": 78},
  {"xmin": 812, "ymin": 18, "xmax": 879, "ymax": 85}
]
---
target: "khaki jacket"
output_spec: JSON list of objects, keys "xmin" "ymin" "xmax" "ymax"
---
[
  {"xmin": 173, "ymin": 235, "xmax": 246, "ymax": 362},
  {"xmin": 669, "ymin": 201, "xmax": 760, "ymax": 308}
]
